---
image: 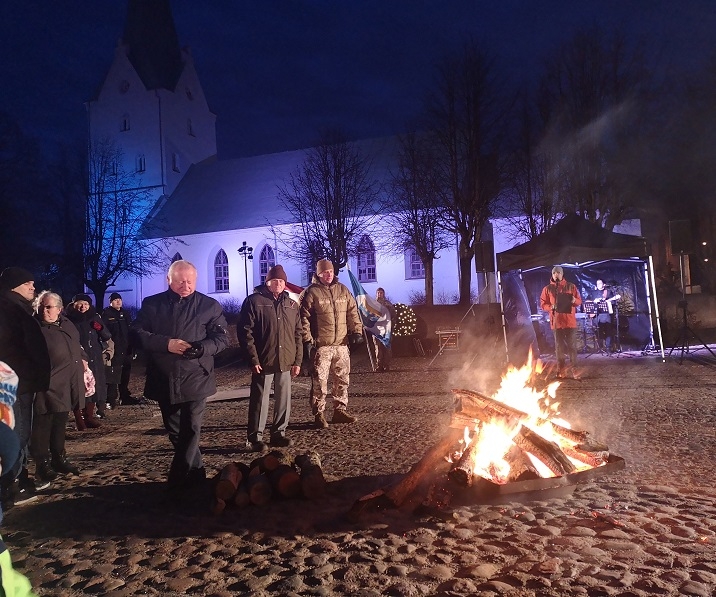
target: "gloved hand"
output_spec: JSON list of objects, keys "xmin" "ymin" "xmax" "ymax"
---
[
  {"xmin": 349, "ymin": 333, "xmax": 364, "ymax": 345},
  {"xmin": 182, "ymin": 342, "xmax": 204, "ymax": 359}
]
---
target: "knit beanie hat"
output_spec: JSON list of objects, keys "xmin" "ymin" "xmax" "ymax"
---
[
  {"xmin": 316, "ymin": 259, "xmax": 334, "ymax": 274},
  {"xmin": 0, "ymin": 267, "xmax": 34, "ymax": 291},
  {"xmin": 265, "ymin": 265, "xmax": 287, "ymax": 282},
  {"xmin": 551, "ymin": 266, "xmax": 564, "ymax": 276},
  {"xmin": 72, "ymin": 293, "xmax": 93, "ymax": 305},
  {"xmin": 109, "ymin": 292, "xmax": 122, "ymax": 302}
]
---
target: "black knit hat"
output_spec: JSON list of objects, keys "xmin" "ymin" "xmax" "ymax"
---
[
  {"xmin": 0, "ymin": 267, "xmax": 34, "ymax": 291},
  {"xmin": 72, "ymin": 293, "xmax": 93, "ymax": 305},
  {"xmin": 109, "ymin": 292, "xmax": 122, "ymax": 302}
]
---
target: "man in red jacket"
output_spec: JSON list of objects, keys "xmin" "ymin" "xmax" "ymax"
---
[{"xmin": 540, "ymin": 266, "xmax": 582, "ymax": 378}]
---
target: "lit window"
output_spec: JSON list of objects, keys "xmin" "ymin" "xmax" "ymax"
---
[
  {"xmin": 406, "ymin": 248, "xmax": 425, "ymax": 279},
  {"xmin": 214, "ymin": 249, "xmax": 229, "ymax": 292},
  {"xmin": 259, "ymin": 245, "xmax": 275, "ymax": 284},
  {"xmin": 356, "ymin": 235, "xmax": 376, "ymax": 282},
  {"xmin": 136, "ymin": 154, "xmax": 146, "ymax": 172}
]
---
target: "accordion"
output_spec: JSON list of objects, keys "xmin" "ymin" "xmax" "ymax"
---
[{"xmin": 555, "ymin": 292, "xmax": 573, "ymax": 314}]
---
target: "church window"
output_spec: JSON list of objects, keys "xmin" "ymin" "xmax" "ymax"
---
[
  {"xmin": 136, "ymin": 154, "xmax": 146, "ymax": 173},
  {"xmin": 120, "ymin": 114, "xmax": 130, "ymax": 132},
  {"xmin": 406, "ymin": 248, "xmax": 425, "ymax": 279},
  {"xmin": 172, "ymin": 153, "xmax": 181, "ymax": 172},
  {"xmin": 187, "ymin": 118, "xmax": 195, "ymax": 137},
  {"xmin": 356, "ymin": 235, "xmax": 376, "ymax": 282},
  {"xmin": 259, "ymin": 245, "xmax": 276, "ymax": 284},
  {"xmin": 214, "ymin": 249, "xmax": 229, "ymax": 292}
]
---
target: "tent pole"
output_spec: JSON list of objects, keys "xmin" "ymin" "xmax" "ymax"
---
[
  {"xmin": 645, "ymin": 255, "xmax": 666, "ymax": 362},
  {"xmin": 496, "ymin": 271, "xmax": 509, "ymax": 364}
]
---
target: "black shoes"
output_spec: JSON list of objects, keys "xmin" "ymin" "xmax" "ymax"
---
[
  {"xmin": 246, "ymin": 440, "xmax": 268, "ymax": 453},
  {"xmin": 36, "ymin": 459, "xmax": 58, "ymax": 483},
  {"xmin": 270, "ymin": 435, "xmax": 293, "ymax": 448}
]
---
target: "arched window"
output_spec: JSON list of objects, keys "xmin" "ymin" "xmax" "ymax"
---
[
  {"xmin": 406, "ymin": 248, "xmax": 425, "ymax": 279},
  {"xmin": 214, "ymin": 249, "xmax": 229, "ymax": 292},
  {"xmin": 171, "ymin": 252, "xmax": 183, "ymax": 263},
  {"xmin": 259, "ymin": 245, "xmax": 275, "ymax": 283},
  {"xmin": 356, "ymin": 235, "xmax": 376, "ymax": 282}
]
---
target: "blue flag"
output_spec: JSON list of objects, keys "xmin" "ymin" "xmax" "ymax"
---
[{"xmin": 347, "ymin": 269, "xmax": 392, "ymax": 347}]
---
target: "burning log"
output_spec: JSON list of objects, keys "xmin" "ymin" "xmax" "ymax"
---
[
  {"xmin": 563, "ymin": 446, "xmax": 609, "ymax": 468},
  {"xmin": 452, "ymin": 388, "xmax": 591, "ymax": 444},
  {"xmin": 447, "ymin": 426, "xmax": 482, "ymax": 488},
  {"xmin": 449, "ymin": 410, "xmax": 576, "ymax": 476},
  {"xmin": 503, "ymin": 444, "xmax": 540, "ymax": 482},
  {"xmin": 294, "ymin": 451, "xmax": 326, "ymax": 499}
]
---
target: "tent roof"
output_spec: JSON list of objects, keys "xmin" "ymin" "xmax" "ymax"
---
[{"xmin": 496, "ymin": 214, "xmax": 649, "ymax": 272}]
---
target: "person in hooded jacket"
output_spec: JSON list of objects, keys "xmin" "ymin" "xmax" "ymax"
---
[
  {"xmin": 65, "ymin": 293, "xmax": 113, "ymax": 425},
  {"xmin": 133, "ymin": 260, "xmax": 229, "ymax": 493}
]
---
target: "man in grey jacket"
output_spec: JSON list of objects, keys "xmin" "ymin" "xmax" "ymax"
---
[
  {"xmin": 134, "ymin": 260, "xmax": 229, "ymax": 493},
  {"xmin": 239, "ymin": 265, "xmax": 302, "ymax": 452}
]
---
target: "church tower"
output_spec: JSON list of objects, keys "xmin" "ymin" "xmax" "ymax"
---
[{"xmin": 86, "ymin": 0, "xmax": 217, "ymax": 203}]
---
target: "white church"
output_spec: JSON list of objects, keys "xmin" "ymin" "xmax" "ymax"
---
[{"xmin": 92, "ymin": 1, "xmax": 640, "ymax": 310}]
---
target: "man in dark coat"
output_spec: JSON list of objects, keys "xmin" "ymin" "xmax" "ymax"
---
[
  {"xmin": 133, "ymin": 260, "xmax": 229, "ymax": 492},
  {"xmin": 0, "ymin": 266, "xmax": 51, "ymax": 507},
  {"xmin": 102, "ymin": 292, "xmax": 139, "ymax": 406},
  {"xmin": 239, "ymin": 265, "xmax": 302, "ymax": 452}
]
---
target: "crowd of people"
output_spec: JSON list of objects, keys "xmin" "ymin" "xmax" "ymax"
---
[{"xmin": 0, "ymin": 267, "xmax": 144, "ymax": 511}]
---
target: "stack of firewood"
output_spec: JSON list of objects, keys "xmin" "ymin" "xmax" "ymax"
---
[{"xmin": 210, "ymin": 449, "xmax": 326, "ymax": 515}]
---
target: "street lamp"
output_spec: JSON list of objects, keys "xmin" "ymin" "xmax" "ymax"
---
[{"xmin": 238, "ymin": 241, "xmax": 253, "ymax": 295}]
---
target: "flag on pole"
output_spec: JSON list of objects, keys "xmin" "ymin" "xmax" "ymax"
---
[{"xmin": 347, "ymin": 269, "xmax": 392, "ymax": 347}]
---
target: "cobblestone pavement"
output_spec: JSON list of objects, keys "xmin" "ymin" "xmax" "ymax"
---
[{"xmin": 3, "ymin": 347, "xmax": 716, "ymax": 596}]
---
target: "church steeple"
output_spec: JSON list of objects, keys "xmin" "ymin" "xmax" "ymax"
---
[{"xmin": 123, "ymin": 0, "xmax": 183, "ymax": 91}]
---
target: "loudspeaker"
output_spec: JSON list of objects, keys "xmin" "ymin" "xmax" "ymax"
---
[
  {"xmin": 475, "ymin": 240, "xmax": 495, "ymax": 272},
  {"xmin": 669, "ymin": 220, "xmax": 694, "ymax": 254}
]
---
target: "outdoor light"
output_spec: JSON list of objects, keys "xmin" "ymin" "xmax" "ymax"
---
[{"xmin": 238, "ymin": 241, "xmax": 253, "ymax": 295}]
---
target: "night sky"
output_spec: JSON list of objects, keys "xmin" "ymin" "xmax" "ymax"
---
[{"xmin": 1, "ymin": 1, "xmax": 715, "ymax": 160}]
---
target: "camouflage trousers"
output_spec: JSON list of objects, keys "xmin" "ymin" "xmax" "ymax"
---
[{"xmin": 310, "ymin": 345, "xmax": 351, "ymax": 414}]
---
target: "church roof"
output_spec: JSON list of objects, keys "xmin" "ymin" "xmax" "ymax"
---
[
  {"xmin": 142, "ymin": 137, "xmax": 400, "ymax": 238},
  {"xmin": 123, "ymin": 0, "xmax": 183, "ymax": 91}
]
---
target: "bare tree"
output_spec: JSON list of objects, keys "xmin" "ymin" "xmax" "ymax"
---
[
  {"xmin": 536, "ymin": 25, "xmax": 652, "ymax": 229},
  {"xmin": 502, "ymin": 93, "xmax": 561, "ymax": 242},
  {"xmin": 383, "ymin": 132, "xmax": 451, "ymax": 305},
  {"xmin": 84, "ymin": 138, "xmax": 173, "ymax": 307},
  {"xmin": 276, "ymin": 129, "xmax": 380, "ymax": 273},
  {"xmin": 425, "ymin": 40, "xmax": 511, "ymax": 305}
]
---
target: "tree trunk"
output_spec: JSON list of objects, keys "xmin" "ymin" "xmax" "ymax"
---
[
  {"xmin": 424, "ymin": 258, "xmax": 435, "ymax": 306},
  {"xmin": 458, "ymin": 239, "xmax": 474, "ymax": 305}
]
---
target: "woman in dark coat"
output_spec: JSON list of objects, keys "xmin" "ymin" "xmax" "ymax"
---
[
  {"xmin": 32, "ymin": 291, "xmax": 84, "ymax": 481},
  {"xmin": 65, "ymin": 293, "xmax": 113, "ymax": 424}
]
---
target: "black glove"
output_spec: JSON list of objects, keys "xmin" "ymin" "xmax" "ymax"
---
[
  {"xmin": 349, "ymin": 333, "xmax": 364, "ymax": 345},
  {"xmin": 183, "ymin": 342, "xmax": 204, "ymax": 359}
]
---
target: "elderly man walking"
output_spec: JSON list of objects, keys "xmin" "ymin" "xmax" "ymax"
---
[
  {"xmin": 134, "ymin": 260, "xmax": 229, "ymax": 493},
  {"xmin": 239, "ymin": 265, "xmax": 302, "ymax": 452},
  {"xmin": 301, "ymin": 259, "xmax": 363, "ymax": 428}
]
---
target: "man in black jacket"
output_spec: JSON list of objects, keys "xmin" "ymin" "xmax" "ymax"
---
[
  {"xmin": 0, "ymin": 267, "xmax": 51, "ymax": 506},
  {"xmin": 239, "ymin": 265, "xmax": 302, "ymax": 452},
  {"xmin": 102, "ymin": 292, "xmax": 139, "ymax": 406},
  {"xmin": 133, "ymin": 260, "xmax": 229, "ymax": 493}
]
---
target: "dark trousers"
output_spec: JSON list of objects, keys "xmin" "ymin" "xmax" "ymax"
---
[
  {"xmin": 247, "ymin": 371, "xmax": 291, "ymax": 442},
  {"xmin": 107, "ymin": 357, "xmax": 133, "ymax": 404},
  {"xmin": 12, "ymin": 393, "xmax": 34, "ymax": 476},
  {"xmin": 31, "ymin": 412, "xmax": 69, "ymax": 460},
  {"xmin": 554, "ymin": 327, "xmax": 578, "ymax": 368},
  {"xmin": 159, "ymin": 399, "xmax": 206, "ymax": 486}
]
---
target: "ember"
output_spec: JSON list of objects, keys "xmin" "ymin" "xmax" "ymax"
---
[{"xmin": 348, "ymin": 353, "xmax": 625, "ymax": 519}]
